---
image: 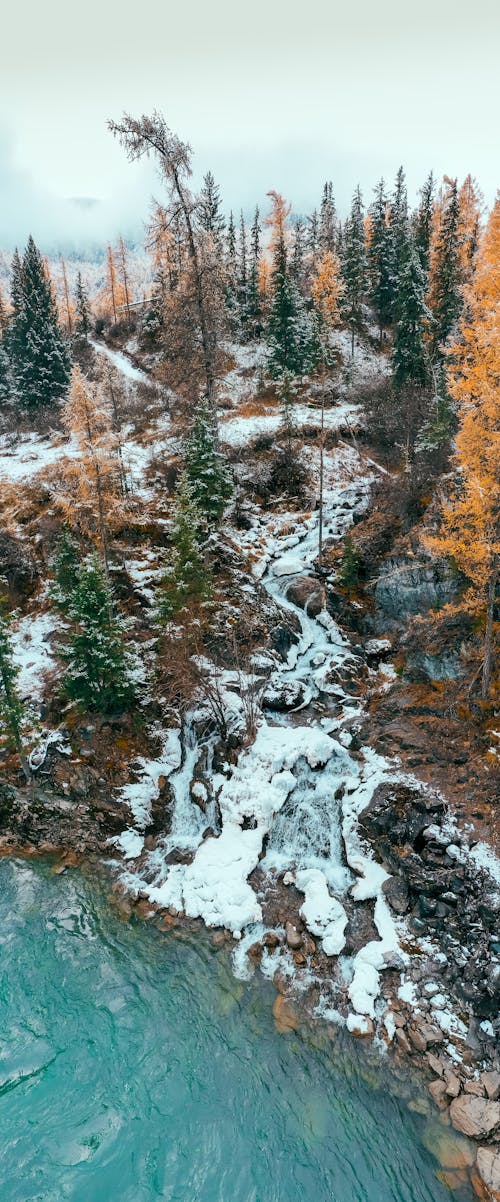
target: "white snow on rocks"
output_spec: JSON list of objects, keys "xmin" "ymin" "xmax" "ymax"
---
[
  {"xmin": 295, "ymin": 868, "xmax": 348, "ymax": 956},
  {"xmin": 11, "ymin": 611, "xmax": 59, "ymax": 702}
]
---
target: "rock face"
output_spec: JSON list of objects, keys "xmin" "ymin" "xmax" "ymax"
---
[
  {"xmin": 449, "ymin": 1096, "xmax": 500, "ymax": 1139},
  {"xmin": 477, "ymin": 1147, "xmax": 500, "ymax": 1200},
  {"xmin": 262, "ymin": 678, "xmax": 305, "ymax": 712},
  {"xmin": 285, "ymin": 576, "xmax": 325, "ymax": 617},
  {"xmin": 374, "ymin": 555, "xmax": 458, "ymax": 624}
]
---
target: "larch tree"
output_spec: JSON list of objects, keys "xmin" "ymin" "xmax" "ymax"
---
[
  {"xmin": 110, "ymin": 112, "xmax": 223, "ymax": 412},
  {"xmin": 457, "ymin": 174, "xmax": 484, "ymax": 288},
  {"xmin": 426, "ymin": 196, "xmax": 500, "ymax": 697},
  {"xmin": 311, "ymin": 249, "xmax": 344, "ymax": 331},
  {"xmin": 60, "ymin": 365, "xmax": 126, "ymax": 572},
  {"xmin": 59, "ymin": 257, "xmax": 74, "ymax": 335},
  {"xmin": 116, "ymin": 236, "xmax": 133, "ymax": 324}
]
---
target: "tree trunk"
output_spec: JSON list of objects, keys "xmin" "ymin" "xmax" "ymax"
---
[{"xmin": 481, "ymin": 554, "xmax": 498, "ymax": 699}]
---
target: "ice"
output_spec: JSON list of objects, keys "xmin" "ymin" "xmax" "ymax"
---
[{"xmin": 295, "ymin": 868, "xmax": 348, "ymax": 956}]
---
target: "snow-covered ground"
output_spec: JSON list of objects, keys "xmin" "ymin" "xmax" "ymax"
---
[{"xmin": 220, "ymin": 399, "xmax": 361, "ymax": 448}]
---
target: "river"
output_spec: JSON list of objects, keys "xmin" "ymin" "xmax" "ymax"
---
[{"xmin": 0, "ymin": 857, "xmax": 473, "ymax": 1202}]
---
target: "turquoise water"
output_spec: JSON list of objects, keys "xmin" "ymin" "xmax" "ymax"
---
[{"xmin": 0, "ymin": 858, "xmax": 472, "ymax": 1202}]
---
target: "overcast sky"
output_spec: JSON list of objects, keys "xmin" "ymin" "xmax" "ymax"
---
[{"xmin": 0, "ymin": 0, "xmax": 499, "ymax": 249}]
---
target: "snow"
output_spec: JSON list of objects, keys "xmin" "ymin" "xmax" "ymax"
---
[
  {"xmin": 91, "ymin": 339, "xmax": 150, "ymax": 385},
  {"xmin": 295, "ymin": 868, "xmax": 348, "ymax": 956},
  {"xmin": 11, "ymin": 611, "xmax": 59, "ymax": 702},
  {"xmin": 118, "ymin": 729, "xmax": 182, "ymax": 830},
  {"xmin": 220, "ymin": 400, "xmax": 360, "ymax": 448},
  {"xmin": 470, "ymin": 841, "xmax": 500, "ymax": 885},
  {"xmin": 113, "ymin": 830, "xmax": 145, "ymax": 860},
  {"xmin": 0, "ymin": 432, "xmax": 79, "ymax": 483}
]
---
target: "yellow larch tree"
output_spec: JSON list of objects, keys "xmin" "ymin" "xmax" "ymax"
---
[
  {"xmin": 59, "ymin": 366, "xmax": 129, "ymax": 572},
  {"xmin": 426, "ymin": 195, "xmax": 500, "ymax": 697},
  {"xmin": 311, "ymin": 250, "xmax": 344, "ymax": 329},
  {"xmin": 265, "ymin": 191, "xmax": 291, "ymax": 254}
]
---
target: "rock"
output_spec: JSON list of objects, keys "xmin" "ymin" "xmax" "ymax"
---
[
  {"xmin": 422, "ymin": 1123, "xmax": 475, "ymax": 1169},
  {"xmin": 272, "ymin": 994, "xmax": 300, "ymax": 1034},
  {"xmin": 285, "ymin": 922, "xmax": 303, "ymax": 950},
  {"xmin": 449, "ymin": 1096, "xmax": 500, "ymax": 1139},
  {"xmin": 427, "ymin": 1052, "xmax": 445, "ymax": 1076},
  {"xmin": 269, "ymin": 623, "xmax": 299, "ymax": 661},
  {"xmin": 395, "ymin": 1028, "xmax": 412, "ymax": 1054},
  {"xmin": 263, "ymin": 931, "xmax": 280, "ymax": 949},
  {"xmin": 429, "ymin": 1079, "xmax": 449, "ymax": 1110},
  {"xmin": 346, "ymin": 1013, "xmax": 374, "ymax": 1038},
  {"xmin": 482, "ymin": 1071, "xmax": 500, "ymax": 1101},
  {"xmin": 435, "ymin": 1169, "xmax": 468, "ymax": 1191},
  {"xmin": 465, "ymin": 1080, "xmax": 486, "ymax": 1097},
  {"xmin": 382, "ymin": 875, "xmax": 410, "ymax": 915},
  {"xmin": 247, "ymin": 941, "xmax": 262, "ymax": 962},
  {"xmin": 374, "ymin": 555, "xmax": 458, "ymax": 623},
  {"xmin": 408, "ymin": 1022, "xmax": 444, "ymax": 1052},
  {"xmin": 476, "ymin": 1147, "xmax": 500, "ymax": 1201},
  {"xmin": 445, "ymin": 1074, "xmax": 461, "ymax": 1099},
  {"xmin": 285, "ymin": 576, "xmax": 325, "ymax": 617},
  {"xmin": 262, "ymin": 678, "xmax": 305, "ymax": 712}
]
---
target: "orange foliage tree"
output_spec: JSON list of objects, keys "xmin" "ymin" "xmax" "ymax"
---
[{"xmin": 426, "ymin": 196, "xmax": 500, "ymax": 697}]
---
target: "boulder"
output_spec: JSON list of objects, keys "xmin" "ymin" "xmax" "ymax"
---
[
  {"xmin": 450, "ymin": 1096, "xmax": 500, "ymax": 1139},
  {"xmin": 428, "ymin": 1079, "xmax": 449, "ymax": 1110},
  {"xmin": 382, "ymin": 875, "xmax": 410, "ymax": 914},
  {"xmin": 285, "ymin": 576, "xmax": 325, "ymax": 617},
  {"xmin": 422, "ymin": 1123, "xmax": 475, "ymax": 1169},
  {"xmin": 374, "ymin": 556, "xmax": 458, "ymax": 623},
  {"xmin": 482, "ymin": 1071, "xmax": 500, "ymax": 1101},
  {"xmin": 285, "ymin": 922, "xmax": 303, "ymax": 950},
  {"xmin": 262, "ymin": 678, "xmax": 305, "ymax": 712},
  {"xmin": 477, "ymin": 1147, "xmax": 500, "ymax": 1201}
]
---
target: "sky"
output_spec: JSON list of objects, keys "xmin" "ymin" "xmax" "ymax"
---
[{"xmin": 0, "ymin": 0, "xmax": 499, "ymax": 250}]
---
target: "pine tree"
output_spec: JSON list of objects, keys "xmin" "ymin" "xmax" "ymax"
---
[
  {"xmin": 387, "ymin": 166, "xmax": 409, "ymax": 317},
  {"xmin": 75, "ymin": 273, "xmax": 91, "ymax": 340},
  {"xmin": 8, "ymin": 237, "xmax": 71, "ymax": 407},
  {"xmin": 0, "ymin": 338, "xmax": 11, "ymax": 404},
  {"xmin": 414, "ymin": 171, "xmax": 435, "ymax": 276},
  {"xmin": 198, "ymin": 171, "xmax": 226, "ymax": 243},
  {"xmin": 225, "ymin": 211, "xmax": 238, "ymax": 325},
  {"xmin": 342, "ymin": 186, "xmax": 367, "ymax": 354},
  {"xmin": 291, "ymin": 218, "xmax": 307, "ymax": 294},
  {"xmin": 392, "ymin": 239, "xmax": 431, "ymax": 389},
  {"xmin": 51, "ymin": 528, "xmax": 81, "ymax": 612},
  {"xmin": 265, "ymin": 191, "xmax": 320, "ymax": 378},
  {"xmin": 0, "ymin": 610, "xmax": 30, "ymax": 780},
  {"xmin": 307, "ymin": 209, "xmax": 319, "ymax": 261},
  {"xmin": 159, "ymin": 473, "xmax": 211, "ymax": 621},
  {"xmin": 246, "ymin": 206, "xmax": 262, "ymax": 338},
  {"xmin": 319, "ymin": 182, "xmax": 336, "ymax": 252},
  {"xmin": 428, "ymin": 178, "xmax": 463, "ymax": 354},
  {"xmin": 237, "ymin": 211, "xmax": 248, "ymax": 327},
  {"xmin": 60, "ymin": 556, "xmax": 135, "ymax": 713},
  {"xmin": 368, "ymin": 179, "xmax": 392, "ymax": 343},
  {"xmin": 184, "ymin": 398, "xmax": 232, "ymax": 525}
]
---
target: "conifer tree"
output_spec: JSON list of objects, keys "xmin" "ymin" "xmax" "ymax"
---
[
  {"xmin": 414, "ymin": 171, "xmax": 435, "ymax": 276},
  {"xmin": 311, "ymin": 250, "xmax": 343, "ymax": 330},
  {"xmin": 307, "ymin": 210, "xmax": 319, "ymax": 261},
  {"xmin": 198, "ymin": 171, "xmax": 226, "ymax": 243},
  {"xmin": 159, "ymin": 473, "xmax": 211, "ymax": 621},
  {"xmin": 225, "ymin": 211, "xmax": 239, "ymax": 324},
  {"xmin": 265, "ymin": 191, "xmax": 320, "ymax": 378},
  {"xmin": 0, "ymin": 338, "xmax": 11, "ymax": 403},
  {"xmin": 52, "ymin": 528, "xmax": 81, "ymax": 612},
  {"xmin": 0, "ymin": 610, "xmax": 30, "ymax": 781},
  {"xmin": 116, "ymin": 236, "xmax": 133, "ymax": 324},
  {"xmin": 387, "ymin": 166, "xmax": 409, "ymax": 316},
  {"xmin": 368, "ymin": 179, "xmax": 392, "ymax": 344},
  {"xmin": 237, "ymin": 211, "xmax": 248, "ymax": 326},
  {"xmin": 60, "ymin": 258, "xmax": 74, "ymax": 335},
  {"xmin": 342, "ymin": 186, "xmax": 367, "ymax": 354},
  {"xmin": 457, "ymin": 174, "xmax": 483, "ymax": 287},
  {"xmin": 60, "ymin": 556, "xmax": 135, "ymax": 713},
  {"xmin": 392, "ymin": 240, "xmax": 431, "ymax": 389},
  {"xmin": 291, "ymin": 218, "xmax": 307, "ymax": 294},
  {"xmin": 8, "ymin": 237, "xmax": 71, "ymax": 407},
  {"xmin": 428, "ymin": 178, "xmax": 463, "ymax": 354},
  {"xmin": 185, "ymin": 398, "xmax": 232, "ymax": 525},
  {"xmin": 75, "ymin": 273, "xmax": 91, "ymax": 340},
  {"xmin": 246, "ymin": 206, "xmax": 262, "ymax": 338},
  {"xmin": 319, "ymin": 182, "xmax": 336, "ymax": 252}
]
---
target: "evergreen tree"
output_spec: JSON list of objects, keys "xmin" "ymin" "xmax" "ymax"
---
[
  {"xmin": 51, "ymin": 528, "xmax": 81, "ymax": 612},
  {"xmin": 246, "ymin": 206, "xmax": 262, "ymax": 339},
  {"xmin": 387, "ymin": 166, "xmax": 409, "ymax": 316},
  {"xmin": 159, "ymin": 473, "xmax": 211, "ymax": 621},
  {"xmin": 185, "ymin": 398, "xmax": 232, "ymax": 525},
  {"xmin": 428, "ymin": 178, "xmax": 463, "ymax": 353},
  {"xmin": 0, "ymin": 338, "xmax": 11, "ymax": 404},
  {"xmin": 307, "ymin": 209, "xmax": 319, "ymax": 261},
  {"xmin": 319, "ymin": 182, "xmax": 336, "ymax": 252},
  {"xmin": 392, "ymin": 240, "xmax": 431, "ymax": 389},
  {"xmin": 198, "ymin": 170, "xmax": 226, "ymax": 243},
  {"xmin": 0, "ymin": 609, "xmax": 30, "ymax": 780},
  {"xmin": 8, "ymin": 237, "xmax": 71, "ymax": 407},
  {"xmin": 237, "ymin": 211, "xmax": 248, "ymax": 327},
  {"xmin": 414, "ymin": 171, "xmax": 435, "ymax": 276},
  {"xmin": 368, "ymin": 179, "xmax": 392, "ymax": 343},
  {"xmin": 225, "ymin": 211, "xmax": 238, "ymax": 324},
  {"xmin": 342, "ymin": 186, "xmax": 367, "ymax": 354},
  {"xmin": 291, "ymin": 218, "xmax": 307, "ymax": 294},
  {"xmin": 75, "ymin": 273, "xmax": 91, "ymax": 340},
  {"xmin": 415, "ymin": 363, "xmax": 454, "ymax": 455},
  {"xmin": 60, "ymin": 556, "xmax": 134, "ymax": 713}
]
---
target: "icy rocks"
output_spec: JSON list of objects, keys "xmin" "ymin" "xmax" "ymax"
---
[
  {"xmin": 285, "ymin": 575, "xmax": 325, "ymax": 617},
  {"xmin": 346, "ymin": 1013, "xmax": 374, "ymax": 1038},
  {"xmin": 262, "ymin": 677, "xmax": 305, "ymax": 712},
  {"xmin": 295, "ymin": 869, "xmax": 347, "ymax": 957},
  {"xmin": 285, "ymin": 922, "xmax": 303, "ymax": 950},
  {"xmin": 450, "ymin": 1096, "xmax": 500, "ymax": 1139},
  {"xmin": 476, "ymin": 1147, "xmax": 500, "ymax": 1200}
]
